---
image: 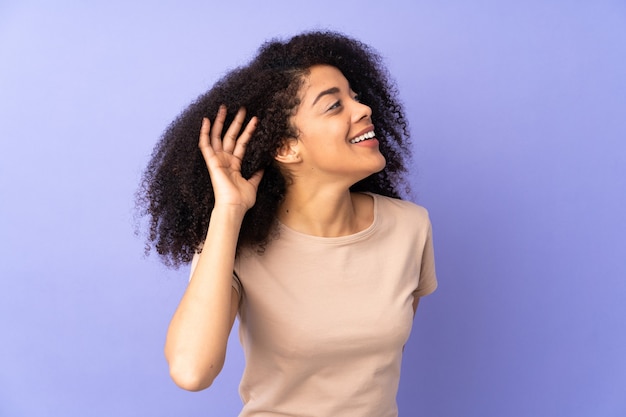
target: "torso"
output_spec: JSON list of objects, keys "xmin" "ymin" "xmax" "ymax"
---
[{"xmin": 233, "ymin": 193, "xmax": 437, "ymax": 417}]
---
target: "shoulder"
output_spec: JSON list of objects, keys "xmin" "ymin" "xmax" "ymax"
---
[{"xmin": 369, "ymin": 193, "xmax": 430, "ymax": 223}]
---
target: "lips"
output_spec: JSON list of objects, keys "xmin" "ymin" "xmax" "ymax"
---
[
  {"xmin": 349, "ymin": 126, "xmax": 376, "ymax": 144},
  {"xmin": 350, "ymin": 131, "xmax": 376, "ymax": 143}
]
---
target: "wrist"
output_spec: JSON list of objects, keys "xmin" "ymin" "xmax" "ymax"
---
[{"xmin": 211, "ymin": 204, "xmax": 248, "ymax": 220}]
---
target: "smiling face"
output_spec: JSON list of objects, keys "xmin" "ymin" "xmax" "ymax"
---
[{"xmin": 278, "ymin": 65, "xmax": 387, "ymax": 187}]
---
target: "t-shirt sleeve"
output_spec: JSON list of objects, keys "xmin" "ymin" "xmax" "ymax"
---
[
  {"xmin": 189, "ymin": 252, "xmax": 242, "ymax": 296},
  {"xmin": 413, "ymin": 219, "xmax": 438, "ymax": 298}
]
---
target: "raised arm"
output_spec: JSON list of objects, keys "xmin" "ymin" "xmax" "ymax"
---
[{"xmin": 164, "ymin": 106, "xmax": 263, "ymax": 391}]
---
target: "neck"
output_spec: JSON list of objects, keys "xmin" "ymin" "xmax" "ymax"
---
[{"xmin": 277, "ymin": 185, "xmax": 372, "ymax": 237}]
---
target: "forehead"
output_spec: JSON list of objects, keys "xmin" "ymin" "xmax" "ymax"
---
[{"xmin": 299, "ymin": 65, "xmax": 350, "ymax": 99}]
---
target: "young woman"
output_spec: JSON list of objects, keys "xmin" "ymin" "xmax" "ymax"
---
[{"xmin": 138, "ymin": 31, "xmax": 437, "ymax": 416}]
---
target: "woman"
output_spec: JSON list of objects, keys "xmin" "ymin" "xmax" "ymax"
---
[{"xmin": 138, "ymin": 31, "xmax": 437, "ymax": 416}]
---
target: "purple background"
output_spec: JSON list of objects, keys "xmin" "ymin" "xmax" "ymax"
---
[{"xmin": 1, "ymin": 1, "xmax": 625, "ymax": 416}]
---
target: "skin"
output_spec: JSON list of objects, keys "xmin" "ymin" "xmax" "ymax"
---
[
  {"xmin": 164, "ymin": 106, "xmax": 261, "ymax": 391},
  {"xmin": 164, "ymin": 65, "xmax": 420, "ymax": 391},
  {"xmin": 275, "ymin": 65, "xmax": 386, "ymax": 237}
]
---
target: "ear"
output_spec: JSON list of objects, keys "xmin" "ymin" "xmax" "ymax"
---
[{"xmin": 274, "ymin": 138, "xmax": 302, "ymax": 164}]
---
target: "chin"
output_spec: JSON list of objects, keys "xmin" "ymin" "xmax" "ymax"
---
[
  {"xmin": 373, "ymin": 155, "xmax": 387, "ymax": 173},
  {"xmin": 358, "ymin": 158, "xmax": 387, "ymax": 182}
]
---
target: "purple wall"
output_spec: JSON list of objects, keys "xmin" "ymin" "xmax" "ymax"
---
[{"xmin": 1, "ymin": 1, "xmax": 624, "ymax": 416}]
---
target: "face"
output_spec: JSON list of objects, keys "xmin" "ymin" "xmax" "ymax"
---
[{"xmin": 283, "ymin": 65, "xmax": 386, "ymax": 185}]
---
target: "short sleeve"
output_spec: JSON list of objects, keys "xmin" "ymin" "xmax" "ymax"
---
[
  {"xmin": 413, "ymin": 220, "xmax": 438, "ymax": 298},
  {"xmin": 189, "ymin": 252, "xmax": 242, "ymax": 297}
]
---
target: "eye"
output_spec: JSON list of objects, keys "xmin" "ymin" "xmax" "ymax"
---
[
  {"xmin": 353, "ymin": 93, "xmax": 361, "ymax": 102},
  {"xmin": 327, "ymin": 100, "xmax": 342, "ymax": 111}
]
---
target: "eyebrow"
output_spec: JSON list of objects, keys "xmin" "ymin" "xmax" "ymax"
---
[{"xmin": 311, "ymin": 87, "xmax": 340, "ymax": 106}]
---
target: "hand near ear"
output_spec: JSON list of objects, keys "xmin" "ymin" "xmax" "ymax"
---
[{"xmin": 199, "ymin": 106, "xmax": 264, "ymax": 212}]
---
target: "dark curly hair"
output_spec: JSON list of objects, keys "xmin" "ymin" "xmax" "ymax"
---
[{"xmin": 136, "ymin": 31, "xmax": 412, "ymax": 267}]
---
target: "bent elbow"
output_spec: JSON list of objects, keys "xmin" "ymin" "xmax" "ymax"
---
[{"xmin": 167, "ymin": 359, "xmax": 224, "ymax": 392}]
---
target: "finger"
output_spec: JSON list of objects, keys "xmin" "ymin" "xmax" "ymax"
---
[
  {"xmin": 198, "ymin": 117, "xmax": 215, "ymax": 160},
  {"xmin": 210, "ymin": 105, "xmax": 227, "ymax": 152},
  {"xmin": 233, "ymin": 116, "xmax": 258, "ymax": 161},
  {"xmin": 248, "ymin": 169, "xmax": 264, "ymax": 190},
  {"xmin": 222, "ymin": 107, "xmax": 246, "ymax": 154}
]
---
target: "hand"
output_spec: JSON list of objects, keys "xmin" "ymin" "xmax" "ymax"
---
[{"xmin": 198, "ymin": 106, "xmax": 264, "ymax": 211}]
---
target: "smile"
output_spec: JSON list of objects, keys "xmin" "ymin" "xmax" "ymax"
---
[{"xmin": 349, "ymin": 131, "xmax": 376, "ymax": 144}]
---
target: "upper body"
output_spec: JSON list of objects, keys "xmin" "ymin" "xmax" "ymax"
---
[
  {"xmin": 232, "ymin": 193, "xmax": 436, "ymax": 416},
  {"xmin": 137, "ymin": 31, "xmax": 437, "ymax": 415}
]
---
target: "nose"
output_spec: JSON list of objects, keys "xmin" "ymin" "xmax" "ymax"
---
[{"xmin": 352, "ymin": 99, "xmax": 372, "ymax": 123}]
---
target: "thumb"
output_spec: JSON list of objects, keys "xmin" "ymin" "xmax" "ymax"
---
[{"xmin": 248, "ymin": 169, "xmax": 264, "ymax": 190}]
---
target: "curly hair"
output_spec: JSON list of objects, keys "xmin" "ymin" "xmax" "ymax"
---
[{"xmin": 136, "ymin": 31, "xmax": 412, "ymax": 267}]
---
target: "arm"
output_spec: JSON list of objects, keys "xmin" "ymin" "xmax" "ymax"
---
[{"xmin": 164, "ymin": 107, "xmax": 262, "ymax": 391}]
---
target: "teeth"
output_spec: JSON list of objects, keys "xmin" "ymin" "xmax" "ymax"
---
[{"xmin": 350, "ymin": 131, "xmax": 376, "ymax": 143}]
